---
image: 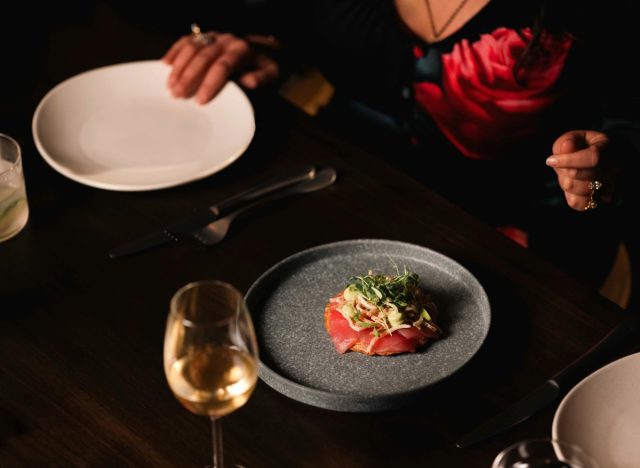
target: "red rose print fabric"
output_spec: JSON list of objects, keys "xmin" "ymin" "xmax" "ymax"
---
[{"xmin": 414, "ymin": 28, "xmax": 573, "ymax": 159}]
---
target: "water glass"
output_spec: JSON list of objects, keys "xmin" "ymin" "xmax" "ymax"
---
[{"xmin": 0, "ymin": 134, "xmax": 29, "ymax": 241}]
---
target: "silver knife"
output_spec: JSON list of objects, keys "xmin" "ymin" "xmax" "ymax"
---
[
  {"xmin": 108, "ymin": 165, "xmax": 316, "ymax": 258},
  {"xmin": 455, "ymin": 315, "xmax": 639, "ymax": 448}
]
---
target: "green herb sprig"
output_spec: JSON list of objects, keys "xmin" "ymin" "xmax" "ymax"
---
[{"xmin": 347, "ymin": 269, "xmax": 419, "ymax": 308}]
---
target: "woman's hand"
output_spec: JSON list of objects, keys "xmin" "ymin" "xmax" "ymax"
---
[
  {"xmin": 546, "ymin": 130, "xmax": 612, "ymax": 211},
  {"xmin": 162, "ymin": 31, "xmax": 280, "ymax": 104}
]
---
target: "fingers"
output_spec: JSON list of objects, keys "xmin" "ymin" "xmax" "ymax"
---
[
  {"xmin": 172, "ymin": 43, "xmax": 225, "ymax": 98},
  {"xmin": 557, "ymin": 173, "xmax": 594, "ymax": 197},
  {"xmin": 555, "ymin": 166, "xmax": 595, "ymax": 181},
  {"xmin": 163, "ymin": 30, "xmax": 280, "ymax": 104},
  {"xmin": 551, "ymin": 130, "xmax": 609, "ymax": 155},
  {"xmin": 164, "ymin": 31, "xmax": 263, "ymax": 103},
  {"xmin": 238, "ymin": 54, "xmax": 279, "ymax": 89},
  {"xmin": 564, "ymin": 192, "xmax": 591, "ymax": 211},
  {"xmin": 548, "ymin": 130, "xmax": 611, "ymax": 211},
  {"xmin": 552, "ymin": 132, "xmax": 581, "ymax": 155},
  {"xmin": 193, "ymin": 39, "xmax": 252, "ymax": 103},
  {"xmin": 194, "ymin": 56, "xmax": 237, "ymax": 104},
  {"xmin": 167, "ymin": 39, "xmax": 205, "ymax": 90},
  {"xmin": 162, "ymin": 36, "xmax": 190, "ymax": 65},
  {"xmin": 546, "ymin": 145, "xmax": 602, "ymax": 169},
  {"xmin": 548, "ymin": 130, "xmax": 609, "ymax": 168}
]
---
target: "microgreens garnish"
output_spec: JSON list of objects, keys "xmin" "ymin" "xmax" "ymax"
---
[{"xmin": 347, "ymin": 268, "xmax": 419, "ymax": 308}]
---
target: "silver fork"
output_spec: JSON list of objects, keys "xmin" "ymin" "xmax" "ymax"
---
[{"xmin": 191, "ymin": 168, "xmax": 336, "ymax": 246}]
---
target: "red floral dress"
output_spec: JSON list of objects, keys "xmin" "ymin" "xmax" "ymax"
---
[{"xmin": 414, "ymin": 28, "xmax": 573, "ymax": 159}]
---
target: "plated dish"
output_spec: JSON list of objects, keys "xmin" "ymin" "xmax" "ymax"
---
[
  {"xmin": 32, "ymin": 61, "xmax": 255, "ymax": 191},
  {"xmin": 245, "ymin": 239, "xmax": 491, "ymax": 412},
  {"xmin": 324, "ymin": 270, "xmax": 442, "ymax": 356},
  {"xmin": 552, "ymin": 352, "xmax": 640, "ymax": 468}
]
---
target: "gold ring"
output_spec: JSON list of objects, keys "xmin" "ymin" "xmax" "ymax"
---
[
  {"xmin": 584, "ymin": 179, "xmax": 603, "ymax": 211},
  {"xmin": 588, "ymin": 180, "xmax": 603, "ymax": 191},
  {"xmin": 190, "ymin": 23, "xmax": 213, "ymax": 46}
]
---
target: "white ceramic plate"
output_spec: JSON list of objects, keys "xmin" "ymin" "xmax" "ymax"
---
[
  {"xmin": 32, "ymin": 61, "xmax": 255, "ymax": 191},
  {"xmin": 552, "ymin": 352, "xmax": 640, "ymax": 468}
]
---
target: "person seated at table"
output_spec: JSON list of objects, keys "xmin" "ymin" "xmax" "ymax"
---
[{"xmin": 161, "ymin": 0, "xmax": 637, "ymax": 290}]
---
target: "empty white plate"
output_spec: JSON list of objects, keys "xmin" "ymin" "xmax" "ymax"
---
[
  {"xmin": 32, "ymin": 61, "xmax": 255, "ymax": 191},
  {"xmin": 552, "ymin": 352, "xmax": 640, "ymax": 468}
]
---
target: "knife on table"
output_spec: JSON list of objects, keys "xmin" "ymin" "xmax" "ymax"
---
[
  {"xmin": 455, "ymin": 315, "xmax": 639, "ymax": 448},
  {"xmin": 108, "ymin": 165, "xmax": 316, "ymax": 258}
]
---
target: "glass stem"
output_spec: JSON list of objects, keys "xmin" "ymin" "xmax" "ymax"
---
[{"xmin": 210, "ymin": 416, "xmax": 223, "ymax": 468}]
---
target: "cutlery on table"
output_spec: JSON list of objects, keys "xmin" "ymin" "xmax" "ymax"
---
[
  {"xmin": 455, "ymin": 315, "xmax": 640, "ymax": 448},
  {"xmin": 191, "ymin": 167, "xmax": 337, "ymax": 246},
  {"xmin": 108, "ymin": 165, "xmax": 316, "ymax": 258}
]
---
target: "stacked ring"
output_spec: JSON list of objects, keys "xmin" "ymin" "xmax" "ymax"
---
[{"xmin": 584, "ymin": 179, "xmax": 603, "ymax": 211}]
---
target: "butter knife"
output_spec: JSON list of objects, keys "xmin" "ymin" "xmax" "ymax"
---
[
  {"xmin": 455, "ymin": 315, "xmax": 639, "ymax": 448},
  {"xmin": 108, "ymin": 165, "xmax": 315, "ymax": 258}
]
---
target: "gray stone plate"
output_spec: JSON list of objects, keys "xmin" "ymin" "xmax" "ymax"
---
[{"xmin": 245, "ymin": 239, "xmax": 491, "ymax": 412}]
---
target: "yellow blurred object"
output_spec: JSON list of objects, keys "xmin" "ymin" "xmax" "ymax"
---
[
  {"xmin": 279, "ymin": 68, "xmax": 335, "ymax": 116},
  {"xmin": 599, "ymin": 242, "xmax": 632, "ymax": 309}
]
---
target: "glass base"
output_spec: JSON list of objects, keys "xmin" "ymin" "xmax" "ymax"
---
[{"xmin": 0, "ymin": 203, "xmax": 28, "ymax": 242}]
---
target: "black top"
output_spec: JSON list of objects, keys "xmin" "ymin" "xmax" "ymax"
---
[{"xmin": 281, "ymin": 0, "xmax": 637, "ymax": 133}]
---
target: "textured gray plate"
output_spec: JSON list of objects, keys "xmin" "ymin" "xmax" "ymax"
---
[{"xmin": 245, "ymin": 239, "xmax": 491, "ymax": 412}]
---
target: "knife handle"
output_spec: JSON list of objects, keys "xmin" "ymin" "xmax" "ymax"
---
[
  {"xmin": 552, "ymin": 315, "xmax": 639, "ymax": 388},
  {"xmin": 214, "ymin": 164, "xmax": 315, "ymax": 215}
]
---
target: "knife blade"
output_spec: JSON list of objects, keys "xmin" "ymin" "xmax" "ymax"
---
[
  {"xmin": 108, "ymin": 165, "xmax": 316, "ymax": 258},
  {"xmin": 455, "ymin": 315, "xmax": 639, "ymax": 448}
]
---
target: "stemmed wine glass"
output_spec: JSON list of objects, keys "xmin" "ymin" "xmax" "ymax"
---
[
  {"xmin": 164, "ymin": 280, "xmax": 258, "ymax": 468},
  {"xmin": 492, "ymin": 438, "xmax": 599, "ymax": 468}
]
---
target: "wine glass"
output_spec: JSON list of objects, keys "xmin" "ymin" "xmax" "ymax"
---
[
  {"xmin": 492, "ymin": 438, "xmax": 599, "ymax": 468},
  {"xmin": 164, "ymin": 280, "xmax": 258, "ymax": 468}
]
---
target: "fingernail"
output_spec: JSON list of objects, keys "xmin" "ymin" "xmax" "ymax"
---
[
  {"xmin": 546, "ymin": 156, "xmax": 558, "ymax": 167},
  {"xmin": 195, "ymin": 95, "xmax": 205, "ymax": 105},
  {"xmin": 168, "ymin": 76, "xmax": 176, "ymax": 86},
  {"xmin": 172, "ymin": 86, "xmax": 183, "ymax": 97}
]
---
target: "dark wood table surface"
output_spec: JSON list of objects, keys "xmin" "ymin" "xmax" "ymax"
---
[{"xmin": 1, "ymin": 4, "xmax": 636, "ymax": 467}]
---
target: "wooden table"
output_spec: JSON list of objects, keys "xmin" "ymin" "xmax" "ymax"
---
[{"xmin": 0, "ymin": 4, "xmax": 634, "ymax": 467}]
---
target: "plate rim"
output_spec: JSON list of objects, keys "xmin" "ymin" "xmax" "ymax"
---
[
  {"xmin": 31, "ymin": 60, "xmax": 255, "ymax": 192},
  {"xmin": 551, "ymin": 351, "xmax": 640, "ymax": 456},
  {"xmin": 245, "ymin": 238, "xmax": 491, "ymax": 412}
]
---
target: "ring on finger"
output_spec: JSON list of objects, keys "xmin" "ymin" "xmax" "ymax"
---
[
  {"xmin": 190, "ymin": 23, "xmax": 215, "ymax": 46},
  {"xmin": 584, "ymin": 179, "xmax": 603, "ymax": 211}
]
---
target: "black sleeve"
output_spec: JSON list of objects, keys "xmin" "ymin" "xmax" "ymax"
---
[
  {"xmin": 305, "ymin": 0, "xmax": 415, "ymax": 114},
  {"xmin": 228, "ymin": 0, "xmax": 416, "ymax": 117}
]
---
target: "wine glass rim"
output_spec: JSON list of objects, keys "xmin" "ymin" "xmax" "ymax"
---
[
  {"xmin": 169, "ymin": 279, "xmax": 246, "ymax": 325},
  {"xmin": 492, "ymin": 437, "xmax": 598, "ymax": 468}
]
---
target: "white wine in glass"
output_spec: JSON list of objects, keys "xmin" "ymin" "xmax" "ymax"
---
[{"xmin": 164, "ymin": 280, "xmax": 258, "ymax": 468}]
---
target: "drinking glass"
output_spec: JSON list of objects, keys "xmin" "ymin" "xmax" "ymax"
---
[
  {"xmin": 0, "ymin": 134, "xmax": 29, "ymax": 242},
  {"xmin": 164, "ymin": 280, "xmax": 258, "ymax": 468},
  {"xmin": 492, "ymin": 438, "xmax": 599, "ymax": 468}
]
